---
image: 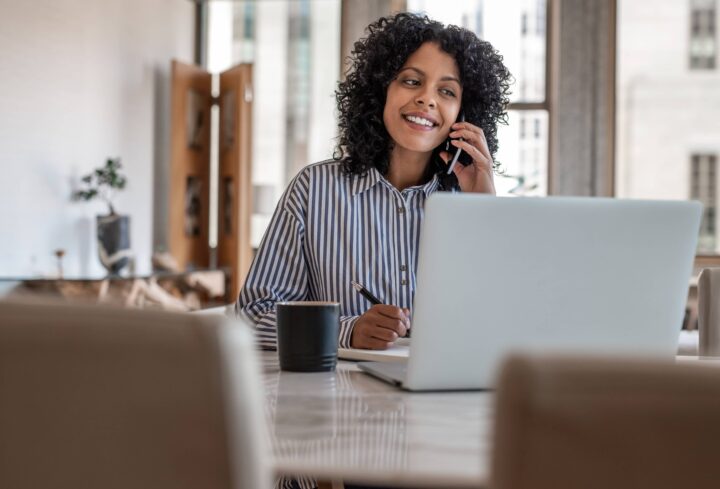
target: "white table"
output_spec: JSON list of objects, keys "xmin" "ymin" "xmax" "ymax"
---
[{"xmin": 259, "ymin": 352, "xmax": 493, "ymax": 487}]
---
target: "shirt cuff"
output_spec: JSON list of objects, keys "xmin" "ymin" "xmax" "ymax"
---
[{"xmin": 339, "ymin": 315, "xmax": 359, "ymax": 348}]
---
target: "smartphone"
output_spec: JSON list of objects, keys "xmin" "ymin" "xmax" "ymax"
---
[{"xmin": 445, "ymin": 111, "xmax": 472, "ymax": 175}]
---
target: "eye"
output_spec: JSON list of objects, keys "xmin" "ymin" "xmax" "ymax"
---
[
  {"xmin": 401, "ymin": 78, "xmax": 420, "ymax": 87},
  {"xmin": 440, "ymin": 88, "xmax": 456, "ymax": 97}
]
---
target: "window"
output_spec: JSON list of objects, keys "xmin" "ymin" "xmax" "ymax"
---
[
  {"xmin": 207, "ymin": 0, "xmax": 341, "ymax": 247},
  {"xmin": 616, "ymin": 0, "xmax": 720, "ymax": 255},
  {"xmin": 690, "ymin": 0, "xmax": 717, "ymax": 69},
  {"xmin": 535, "ymin": 0, "xmax": 545, "ymax": 36},
  {"xmin": 407, "ymin": 0, "xmax": 550, "ymax": 196},
  {"xmin": 691, "ymin": 154, "xmax": 718, "ymax": 251}
]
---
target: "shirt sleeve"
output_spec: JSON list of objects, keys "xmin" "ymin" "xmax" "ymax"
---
[
  {"xmin": 236, "ymin": 202, "xmax": 308, "ymax": 350},
  {"xmin": 338, "ymin": 315, "xmax": 359, "ymax": 349},
  {"xmin": 237, "ymin": 202, "xmax": 361, "ymax": 350},
  {"xmin": 236, "ymin": 167, "xmax": 361, "ymax": 350}
]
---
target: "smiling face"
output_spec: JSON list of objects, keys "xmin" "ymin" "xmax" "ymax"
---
[{"xmin": 383, "ymin": 41, "xmax": 463, "ymax": 165}]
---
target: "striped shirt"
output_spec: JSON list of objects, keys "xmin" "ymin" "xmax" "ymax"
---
[{"xmin": 237, "ymin": 159, "xmax": 441, "ymax": 350}]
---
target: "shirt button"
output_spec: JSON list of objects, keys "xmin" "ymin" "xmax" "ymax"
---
[
  {"xmin": 400, "ymin": 279, "xmax": 408, "ymax": 286},
  {"xmin": 400, "ymin": 265, "xmax": 407, "ymax": 272},
  {"xmin": 397, "ymin": 206, "xmax": 405, "ymax": 214}
]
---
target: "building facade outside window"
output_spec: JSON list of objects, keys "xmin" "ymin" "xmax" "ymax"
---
[
  {"xmin": 691, "ymin": 153, "xmax": 718, "ymax": 250},
  {"xmin": 690, "ymin": 0, "xmax": 717, "ymax": 69},
  {"xmin": 616, "ymin": 0, "xmax": 720, "ymax": 254}
]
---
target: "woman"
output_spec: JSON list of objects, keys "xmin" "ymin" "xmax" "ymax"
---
[{"xmin": 238, "ymin": 12, "xmax": 511, "ymax": 351}]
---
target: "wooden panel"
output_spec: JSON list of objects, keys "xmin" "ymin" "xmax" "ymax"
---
[
  {"xmin": 169, "ymin": 60, "xmax": 212, "ymax": 270},
  {"xmin": 217, "ymin": 63, "xmax": 254, "ymax": 299}
]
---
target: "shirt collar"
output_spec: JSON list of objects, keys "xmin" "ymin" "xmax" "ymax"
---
[
  {"xmin": 421, "ymin": 174, "xmax": 441, "ymax": 195},
  {"xmin": 349, "ymin": 167, "xmax": 383, "ymax": 196},
  {"xmin": 350, "ymin": 167, "xmax": 441, "ymax": 196}
]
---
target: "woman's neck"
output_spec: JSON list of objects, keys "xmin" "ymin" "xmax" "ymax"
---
[{"xmin": 387, "ymin": 147, "xmax": 432, "ymax": 191}]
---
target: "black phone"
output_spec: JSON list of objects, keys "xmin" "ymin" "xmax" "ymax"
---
[{"xmin": 445, "ymin": 111, "xmax": 472, "ymax": 174}]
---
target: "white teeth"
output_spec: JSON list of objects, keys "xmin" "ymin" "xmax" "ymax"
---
[{"xmin": 405, "ymin": 115, "xmax": 434, "ymax": 127}]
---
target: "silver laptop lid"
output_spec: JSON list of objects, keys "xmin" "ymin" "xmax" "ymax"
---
[{"xmin": 404, "ymin": 194, "xmax": 702, "ymax": 390}]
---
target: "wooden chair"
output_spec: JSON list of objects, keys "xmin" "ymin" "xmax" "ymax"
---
[
  {"xmin": 492, "ymin": 354, "xmax": 720, "ymax": 489},
  {"xmin": 0, "ymin": 299, "xmax": 270, "ymax": 489}
]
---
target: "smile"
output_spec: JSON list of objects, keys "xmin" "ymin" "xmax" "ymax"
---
[{"xmin": 403, "ymin": 114, "xmax": 438, "ymax": 128}]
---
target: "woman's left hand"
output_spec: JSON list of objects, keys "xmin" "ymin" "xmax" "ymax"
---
[{"xmin": 439, "ymin": 121, "xmax": 496, "ymax": 194}]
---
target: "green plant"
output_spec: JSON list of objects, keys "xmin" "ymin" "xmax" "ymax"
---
[{"xmin": 72, "ymin": 158, "xmax": 127, "ymax": 215}]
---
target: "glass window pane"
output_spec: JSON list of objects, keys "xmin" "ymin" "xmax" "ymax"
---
[
  {"xmin": 407, "ymin": 0, "xmax": 547, "ymax": 103},
  {"xmin": 208, "ymin": 0, "xmax": 341, "ymax": 247},
  {"xmin": 616, "ymin": 0, "xmax": 720, "ymax": 254},
  {"xmin": 495, "ymin": 110, "xmax": 548, "ymax": 197}
]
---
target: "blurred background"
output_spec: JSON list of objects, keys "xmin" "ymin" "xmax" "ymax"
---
[{"xmin": 0, "ymin": 0, "xmax": 718, "ymax": 287}]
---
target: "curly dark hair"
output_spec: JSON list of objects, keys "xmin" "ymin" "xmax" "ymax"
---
[{"xmin": 334, "ymin": 12, "xmax": 512, "ymax": 187}]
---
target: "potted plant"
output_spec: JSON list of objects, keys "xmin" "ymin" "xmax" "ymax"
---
[{"xmin": 73, "ymin": 158, "xmax": 132, "ymax": 275}]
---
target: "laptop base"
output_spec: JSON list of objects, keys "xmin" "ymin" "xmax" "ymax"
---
[{"xmin": 358, "ymin": 361, "xmax": 407, "ymax": 387}]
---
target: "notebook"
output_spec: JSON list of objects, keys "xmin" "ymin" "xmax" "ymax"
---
[
  {"xmin": 358, "ymin": 194, "xmax": 702, "ymax": 391},
  {"xmin": 339, "ymin": 338, "xmax": 410, "ymax": 363}
]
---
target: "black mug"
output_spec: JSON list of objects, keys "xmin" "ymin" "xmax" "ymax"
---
[{"xmin": 276, "ymin": 301, "xmax": 340, "ymax": 372}]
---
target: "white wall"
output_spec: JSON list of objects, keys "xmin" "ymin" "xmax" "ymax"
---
[{"xmin": 0, "ymin": 0, "xmax": 194, "ymax": 278}]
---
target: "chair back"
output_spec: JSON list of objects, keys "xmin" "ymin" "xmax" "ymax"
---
[
  {"xmin": 0, "ymin": 300, "xmax": 269, "ymax": 489},
  {"xmin": 492, "ymin": 354, "xmax": 720, "ymax": 489}
]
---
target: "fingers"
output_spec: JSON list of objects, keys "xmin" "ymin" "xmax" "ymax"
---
[
  {"xmin": 370, "ymin": 327, "xmax": 399, "ymax": 343},
  {"xmin": 450, "ymin": 122, "xmax": 491, "ymax": 161},
  {"xmin": 449, "ymin": 138, "xmax": 494, "ymax": 177},
  {"xmin": 350, "ymin": 305, "xmax": 412, "ymax": 349},
  {"xmin": 351, "ymin": 321, "xmax": 395, "ymax": 350},
  {"xmin": 445, "ymin": 123, "xmax": 497, "ymax": 194},
  {"xmin": 450, "ymin": 131, "xmax": 490, "ymax": 162},
  {"xmin": 450, "ymin": 139, "xmax": 490, "ymax": 170},
  {"xmin": 380, "ymin": 306, "xmax": 412, "ymax": 334},
  {"xmin": 362, "ymin": 336, "xmax": 395, "ymax": 350},
  {"xmin": 375, "ymin": 304, "xmax": 408, "ymax": 321}
]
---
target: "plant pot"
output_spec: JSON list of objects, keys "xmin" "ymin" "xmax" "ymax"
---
[{"xmin": 97, "ymin": 214, "xmax": 132, "ymax": 275}]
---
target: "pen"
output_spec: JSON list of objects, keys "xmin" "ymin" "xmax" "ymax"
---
[
  {"xmin": 351, "ymin": 280, "xmax": 411, "ymax": 338},
  {"xmin": 351, "ymin": 280, "xmax": 382, "ymax": 305}
]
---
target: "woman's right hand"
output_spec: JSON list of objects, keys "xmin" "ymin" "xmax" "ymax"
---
[{"xmin": 350, "ymin": 304, "xmax": 411, "ymax": 349}]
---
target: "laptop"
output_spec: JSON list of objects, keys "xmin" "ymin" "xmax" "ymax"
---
[{"xmin": 358, "ymin": 194, "xmax": 702, "ymax": 391}]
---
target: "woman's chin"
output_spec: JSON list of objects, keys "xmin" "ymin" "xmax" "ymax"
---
[{"xmin": 391, "ymin": 140, "xmax": 442, "ymax": 158}]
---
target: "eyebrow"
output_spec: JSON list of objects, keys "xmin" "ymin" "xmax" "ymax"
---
[{"xmin": 397, "ymin": 67, "xmax": 461, "ymax": 85}]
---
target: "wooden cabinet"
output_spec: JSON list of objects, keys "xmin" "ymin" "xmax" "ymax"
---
[{"xmin": 169, "ymin": 60, "xmax": 253, "ymax": 300}]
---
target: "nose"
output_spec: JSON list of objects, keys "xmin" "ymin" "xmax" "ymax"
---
[{"xmin": 415, "ymin": 88, "xmax": 436, "ymax": 109}]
